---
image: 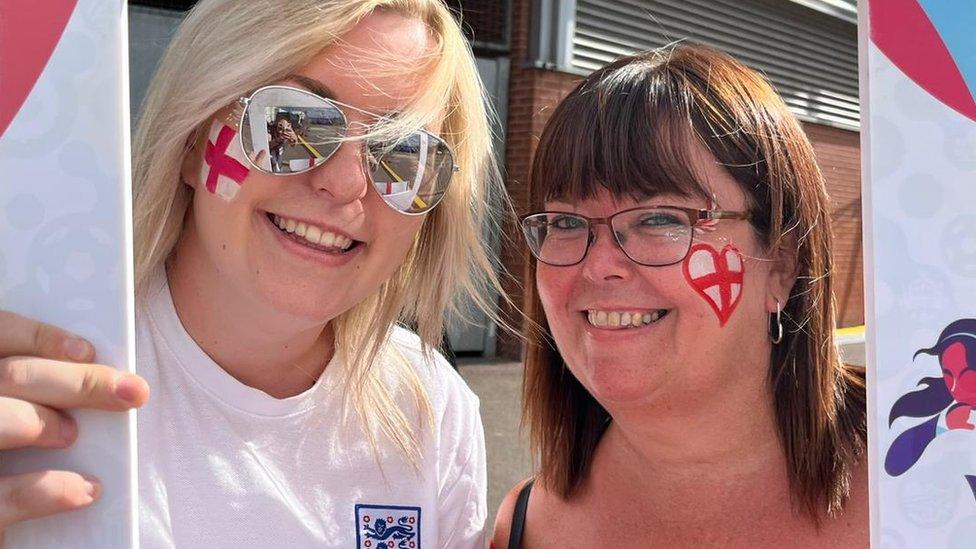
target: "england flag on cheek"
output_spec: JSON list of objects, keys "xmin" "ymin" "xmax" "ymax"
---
[{"xmin": 200, "ymin": 118, "xmax": 251, "ymax": 201}]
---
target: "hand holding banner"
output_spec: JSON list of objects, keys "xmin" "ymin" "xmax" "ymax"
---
[{"xmin": 0, "ymin": 1, "xmax": 136, "ymax": 547}]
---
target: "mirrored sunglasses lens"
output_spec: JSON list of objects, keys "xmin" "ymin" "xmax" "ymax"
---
[
  {"xmin": 240, "ymin": 87, "xmax": 345, "ymax": 174},
  {"xmin": 367, "ymin": 132, "xmax": 455, "ymax": 214}
]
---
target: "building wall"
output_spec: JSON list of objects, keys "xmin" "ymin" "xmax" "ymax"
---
[
  {"xmin": 498, "ymin": 0, "xmax": 864, "ymax": 358},
  {"xmin": 496, "ymin": 0, "xmax": 582, "ymax": 358},
  {"xmin": 804, "ymin": 122, "xmax": 865, "ymax": 328}
]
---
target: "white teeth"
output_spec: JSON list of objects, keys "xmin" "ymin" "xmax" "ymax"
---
[
  {"xmin": 586, "ymin": 309, "xmax": 667, "ymax": 329},
  {"xmin": 270, "ymin": 214, "xmax": 355, "ymax": 251},
  {"xmin": 305, "ymin": 225, "xmax": 322, "ymax": 243}
]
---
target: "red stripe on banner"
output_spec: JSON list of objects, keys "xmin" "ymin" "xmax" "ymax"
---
[
  {"xmin": 0, "ymin": 0, "xmax": 78, "ymax": 138},
  {"xmin": 204, "ymin": 125, "xmax": 250, "ymax": 194},
  {"xmin": 870, "ymin": 0, "xmax": 976, "ymax": 122}
]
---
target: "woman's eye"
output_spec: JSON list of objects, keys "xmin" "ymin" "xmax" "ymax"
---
[
  {"xmin": 639, "ymin": 213, "xmax": 682, "ymax": 227},
  {"xmin": 551, "ymin": 215, "xmax": 586, "ymax": 230}
]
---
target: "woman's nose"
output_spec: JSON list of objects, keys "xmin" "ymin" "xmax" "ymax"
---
[
  {"xmin": 307, "ymin": 140, "xmax": 369, "ymax": 204},
  {"xmin": 581, "ymin": 225, "xmax": 633, "ymax": 282}
]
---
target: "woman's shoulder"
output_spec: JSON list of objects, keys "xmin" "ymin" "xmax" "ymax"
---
[
  {"xmin": 491, "ymin": 477, "xmax": 545, "ymax": 549},
  {"xmin": 492, "ymin": 477, "xmax": 534, "ymax": 549}
]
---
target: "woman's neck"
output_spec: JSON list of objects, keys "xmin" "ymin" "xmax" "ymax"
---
[
  {"xmin": 594, "ymin": 372, "xmax": 789, "ymax": 517},
  {"xmin": 165, "ymin": 230, "xmax": 335, "ymax": 399}
]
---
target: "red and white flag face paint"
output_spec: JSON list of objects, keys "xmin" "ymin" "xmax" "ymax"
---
[
  {"xmin": 200, "ymin": 120, "xmax": 251, "ymax": 201},
  {"xmin": 682, "ymin": 243, "xmax": 745, "ymax": 326}
]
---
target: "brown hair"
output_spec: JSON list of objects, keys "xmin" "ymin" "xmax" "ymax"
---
[{"xmin": 522, "ymin": 44, "xmax": 866, "ymax": 519}]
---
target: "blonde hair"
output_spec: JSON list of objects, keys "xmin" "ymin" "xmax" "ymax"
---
[{"xmin": 132, "ymin": 0, "xmax": 509, "ymax": 464}]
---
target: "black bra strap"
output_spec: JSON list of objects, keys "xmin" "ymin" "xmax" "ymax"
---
[{"xmin": 507, "ymin": 479, "xmax": 535, "ymax": 549}]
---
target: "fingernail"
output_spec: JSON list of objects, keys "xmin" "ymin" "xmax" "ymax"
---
[
  {"xmin": 83, "ymin": 477, "xmax": 101, "ymax": 500},
  {"xmin": 63, "ymin": 337, "xmax": 92, "ymax": 361},
  {"xmin": 60, "ymin": 415, "xmax": 78, "ymax": 445},
  {"xmin": 114, "ymin": 374, "xmax": 143, "ymax": 404}
]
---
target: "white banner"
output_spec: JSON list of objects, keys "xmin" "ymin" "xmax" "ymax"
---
[
  {"xmin": 860, "ymin": 0, "xmax": 976, "ymax": 546},
  {"xmin": 0, "ymin": 0, "xmax": 136, "ymax": 547}
]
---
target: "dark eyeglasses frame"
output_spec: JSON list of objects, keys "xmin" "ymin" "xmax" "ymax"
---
[
  {"xmin": 233, "ymin": 84, "xmax": 460, "ymax": 216},
  {"xmin": 520, "ymin": 205, "xmax": 752, "ymax": 267}
]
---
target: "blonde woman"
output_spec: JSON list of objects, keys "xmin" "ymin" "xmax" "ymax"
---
[
  {"xmin": 0, "ymin": 0, "xmax": 505, "ymax": 546},
  {"xmin": 494, "ymin": 45, "xmax": 868, "ymax": 547}
]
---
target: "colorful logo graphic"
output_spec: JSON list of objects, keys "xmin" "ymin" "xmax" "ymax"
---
[
  {"xmin": 0, "ymin": 0, "xmax": 78, "ymax": 138},
  {"xmin": 871, "ymin": 0, "xmax": 976, "ymax": 122},
  {"xmin": 885, "ymin": 319, "xmax": 976, "ymax": 500},
  {"xmin": 355, "ymin": 504, "xmax": 421, "ymax": 549}
]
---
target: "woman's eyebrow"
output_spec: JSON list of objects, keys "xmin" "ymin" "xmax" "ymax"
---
[{"xmin": 284, "ymin": 74, "xmax": 337, "ymax": 100}]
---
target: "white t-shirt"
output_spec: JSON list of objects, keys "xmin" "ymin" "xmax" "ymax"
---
[{"xmin": 135, "ymin": 271, "xmax": 486, "ymax": 548}]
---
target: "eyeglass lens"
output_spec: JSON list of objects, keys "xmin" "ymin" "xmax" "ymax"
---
[{"xmin": 521, "ymin": 208, "xmax": 694, "ymax": 266}]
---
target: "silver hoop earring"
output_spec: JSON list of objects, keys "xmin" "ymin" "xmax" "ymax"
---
[{"xmin": 771, "ymin": 298, "xmax": 784, "ymax": 344}]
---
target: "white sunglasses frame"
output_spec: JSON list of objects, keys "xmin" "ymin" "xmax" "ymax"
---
[{"xmin": 233, "ymin": 84, "xmax": 460, "ymax": 216}]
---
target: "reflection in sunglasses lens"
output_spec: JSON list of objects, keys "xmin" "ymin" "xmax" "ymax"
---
[
  {"xmin": 368, "ymin": 132, "xmax": 454, "ymax": 214},
  {"xmin": 238, "ymin": 87, "xmax": 455, "ymax": 214},
  {"xmin": 240, "ymin": 87, "xmax": 346, "ymax": 174}
]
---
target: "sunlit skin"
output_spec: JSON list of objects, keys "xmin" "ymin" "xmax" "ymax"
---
[
  {"xmin": 536, "ymin": 138, "xmax": 779, "ymax": 413},
  {"xmin": 170, "ymin": 12, "xmax": 433, "ymax": 397},
  {"xmin": 498, "ymin": 136, "xmax": 868, "ymax": 546}
]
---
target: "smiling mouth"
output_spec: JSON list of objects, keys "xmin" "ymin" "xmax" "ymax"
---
[
  {"xmin": 265, "ymin": 212, "xmax": 362, "ymax": 254},
  {"xmin": 584, "ymin": 309, "xmax": 670, "ymax": 329}
]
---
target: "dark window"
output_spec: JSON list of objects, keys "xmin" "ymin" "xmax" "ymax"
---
[
  {"xmin": 130, "ymin": 0, "xmax": 197, "ymax": 10},
  {"xmin": 448, "ymin": 0, "xmax": 510, "ymax": 52}
]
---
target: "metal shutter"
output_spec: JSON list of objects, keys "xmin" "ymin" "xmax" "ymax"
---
[{"xmin": 572, "ymin": 0, "xmax": 859, "ymax": 129}]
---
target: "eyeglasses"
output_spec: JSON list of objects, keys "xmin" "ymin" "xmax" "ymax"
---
[
  {"xmin": 232, "ymin": 85, "xmax": 459, "ymax": 215},
  {"xmin": 520, "ymin": 205, "xmax": 752, "ymax": 266}
]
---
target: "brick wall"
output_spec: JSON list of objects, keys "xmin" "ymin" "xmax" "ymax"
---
[
  {"xmin": 496, "ymin": 1, "xmax": 864, "ymax": 358},
  {"xmin": 496, "ymin": 0, "xmax": 581, "ymax": 358},
  {"xmin": 804, "ymin": 123, "xmax": 865, "ymax": 328}
]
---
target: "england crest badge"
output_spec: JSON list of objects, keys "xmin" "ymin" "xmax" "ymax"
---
[{"xmin": 355, "ymin": 504, "xmax": 421, "ymax": 549}]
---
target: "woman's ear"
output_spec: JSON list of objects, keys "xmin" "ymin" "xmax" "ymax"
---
[
  {"xmin": 180, "ymin": 128, "xmax": 204, "ymax": 190},
  {"xmin": 766, "ymin": 231, "xmax": 800, "ymax": 313}
]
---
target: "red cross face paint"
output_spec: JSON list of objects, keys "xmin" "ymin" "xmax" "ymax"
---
[
  {"xmin": 201, "ymin": 120, "xmax": 251, "ymax": 201},
  {"xmin": 682, "ymin": 243, "xmax": 745, "ymax": 326}
]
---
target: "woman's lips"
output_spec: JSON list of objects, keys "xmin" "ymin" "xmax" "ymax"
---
[
  {"xmin": 583, "ymin": 309, "xmax": 670, "ymax": 329},
  {"xmin": 262, "ymin": 211, "xmax": 363, "ymax": 265}
]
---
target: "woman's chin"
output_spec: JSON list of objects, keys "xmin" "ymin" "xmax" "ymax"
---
[
  {"xmin": 248, "ymin": 276, "xmax": 350, "ymax": 324},
  {"xmin": 574, "ymin": 359, "xmax": 666, "ymax": 407}
]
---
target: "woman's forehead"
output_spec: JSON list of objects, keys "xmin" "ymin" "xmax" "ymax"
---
[
  {"xmin": 296, "ymin": 12, "xmax": 435, "ymax": 115},
  {"xmin": 545, "ymin": 189, "xmax": 704, "ymax": 211}
]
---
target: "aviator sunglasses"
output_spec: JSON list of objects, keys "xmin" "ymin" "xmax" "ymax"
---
[{"xmin": 232, "ymin": 84, "xmax": 459, "ymax": 215}]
